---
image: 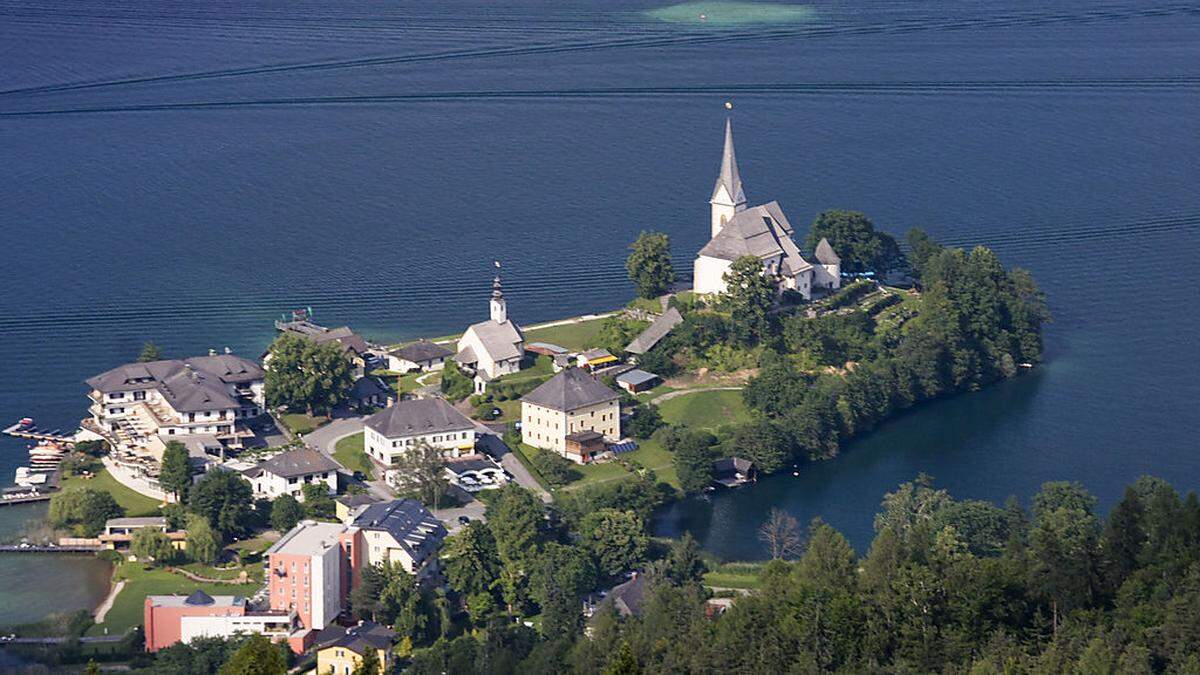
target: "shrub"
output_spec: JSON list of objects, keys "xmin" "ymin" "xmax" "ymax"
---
[
  {"xmin": 529, "ymin": 450, "xmax": 582, "ymax": 488},
  {"xmin": 823, "ymin": 280, "xmax": 875, "ymax": 310}
]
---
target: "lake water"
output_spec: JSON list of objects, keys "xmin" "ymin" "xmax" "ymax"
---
[{"xmin": 0, "ymin": 0, "xmax": 1197, "ymax": 621}]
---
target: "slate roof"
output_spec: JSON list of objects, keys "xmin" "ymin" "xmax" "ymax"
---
[
  {"xmin": 814, "ymin": 237, "xmax": 841, "ymax": 265},
  {"xmin": 87, "ymin": 355, "xmax": 263, "ymax": 412},
  {"xmin": 106, "ymin": 516, "xmax": 167, "ymax": 529},
  {"xmin": 606, "ymin": 575, "xmax": 647, "ymax": 617},
  {"xmin": 258, "ymin": 448, "xmax": 340, "ymax": 478},
  {"xmin": 315, "ymin": 620, "xmax": 395, "ymax": 656},
  {"xmin": 364, "ymin": 398, "xmax": 475, "ymax": 439},
  {"xmin": 698, "ymin": 202, "xmax": 812, "ymax": 279},
  {"xmin": 280, "ymin": 322, "xmax": 369, "ymax": 356},
  {"xmin": 185, "ymin": 590, "xmax": 215, "ymax": 606},
  {"xmin": 351, "ymin": 376, "xmax": 391, "ymax": 401},
  {"xmin": 461, "ymin": 318, "xmax": 524, "ymax": 363},
  {"xmin": 351, "ymin": 498, "xmax": 447, "ymax": 566},
  {"xmin": 714, "ymin": 456, "xmax": 755, "ymax": 476},
  {"xmin": 615, "ymin": 369, "xmax": 659, "ymax": 387},
  {"xmin": 711, "ymin": 118, "xmax": 746, "ymax": 205},
  {"xmin": 391, "ymin": 340, "xmax": 452, "ymax": 363},
  {"xmin": 624, "ymin": 307, "xmax": 683, "ymax": 355},
  {"xmin": 522, "ymin": 368, "xmax": 620, "ymax": 411},
  {"xmin": 444, "ymin": 456, "xmax": 503, "ymax": 475}
]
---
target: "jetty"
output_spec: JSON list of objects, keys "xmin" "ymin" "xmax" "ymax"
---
[
  {"xmin": 3, "ymin": 419, "xmax": 77, "ymax": 445},
  {"xmin": 0, "ymin": 543, "xmax": 100, "ymax": 554},
  {"xmin": 0, "ymin": 490, "xmax": 55, "ymax": 507}
]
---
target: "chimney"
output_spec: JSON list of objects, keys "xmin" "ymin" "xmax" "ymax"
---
[
  {"xmin": 208, "ymin": 348, "xmax": 217, "ymax": 356},
  {"xmin": 223, "ymin": 347, "xmax": 232, "ymax": 354}
]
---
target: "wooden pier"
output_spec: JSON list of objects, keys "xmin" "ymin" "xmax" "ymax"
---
[
  {"xmin": 3, "ymin": 420, "xmax": 77, "ymax": 445},
  {"xmin": 0, "ymin": 544, "xmax": 101, "ymax": 553},
  {"xmin": 0, "ymin": 491, "xmax": 55, "ymax": 507}
]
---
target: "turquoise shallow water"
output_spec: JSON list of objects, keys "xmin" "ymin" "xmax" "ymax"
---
[{"xmin": 0, "ymin": 0, "xmax": 1197, "ymax": 621}]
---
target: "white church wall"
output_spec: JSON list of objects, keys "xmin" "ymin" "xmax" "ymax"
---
[{"xmin": 694, "ymin": 256, "xmax": 732, "ymax": 296}]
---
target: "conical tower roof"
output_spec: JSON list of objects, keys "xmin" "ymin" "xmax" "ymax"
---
[{"xmin": 711, "ymin": 118, "xmax": 746, "ymax": 205}]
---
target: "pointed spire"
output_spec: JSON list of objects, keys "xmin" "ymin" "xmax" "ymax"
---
[{"xmin": 711, "ymin": 118, "xmax": 746, "ymax": 205}]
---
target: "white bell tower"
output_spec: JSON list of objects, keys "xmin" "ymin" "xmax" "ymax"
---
[
  {"xmin": 489, "ymin": 265, "xmax": 507, "ymax": 324},
  {"xmin": 710, "ymin": 117, "xmax": 747, "ymax": 238}
]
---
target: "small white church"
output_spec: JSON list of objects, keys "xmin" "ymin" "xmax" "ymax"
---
[
  {"xmin": 693, "ymin": 119, "xmax": 841, "ymax": 299},
  {"xmin": 455, "ymin": 271, "xmax": 525, "ymax": 393}
]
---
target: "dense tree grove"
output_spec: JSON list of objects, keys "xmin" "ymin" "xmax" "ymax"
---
[
  {"xmin": 804, "ymin": 209, "xmax": 904, "ymax": 276},
  {"xmin": 48, "ymin": 487, "xmax": 124, "ymax": 536},
  {"xmin": 397, "ymin": 476, "xmax": 1200, "ymax": 675}
]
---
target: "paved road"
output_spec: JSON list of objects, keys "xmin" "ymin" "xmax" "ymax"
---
[
  {"xmin": 300, "ymin": 416, "xmax": 396, "ymax": 500},
  {"xmin": 477, "ymin": 433, "xmax": 551, "ymax": 503}
]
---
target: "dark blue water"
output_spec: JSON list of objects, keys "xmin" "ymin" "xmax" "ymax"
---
[{"xmin": 0, "ymin": 0, "xmax": 1197, "ymax": 617}]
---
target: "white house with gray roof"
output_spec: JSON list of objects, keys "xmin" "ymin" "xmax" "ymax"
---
[
  {"xmin": 455, "ymin": 274, "xmax": 524, "ymax": 390},
  {"xmin": 363, "ymin": 398, "xmax": 477, "ymax": 466},
  {"xmin": 521, "ymin": 368, "xmax": 621, "ymax": 462},
  {"xmin": 693, "ymin": 119, "xmax": 840, "ymax": 299},
  {"xmin": 85, "ymin": 354, "xmax": 265, "ymax": 459},
  {"xmin": 244, "ymin": 447, "xmax": 340, "ymax": 501}
]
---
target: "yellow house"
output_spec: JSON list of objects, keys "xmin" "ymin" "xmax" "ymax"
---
[
  {"xmin": 314, "ymin": 620, "xmax": 394, "ymax": 675},
  {"xmin": 520, "ymin": 367, "xmax": 621, "ymax": 463}
]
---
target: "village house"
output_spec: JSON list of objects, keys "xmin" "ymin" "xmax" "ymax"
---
[
  {"xmin": 315, "ymin": 620, "xmax": 395, "ymax": 675},
  {"xmin": 455, "ymin": 274, "xmax": 525, "ymax": 392},
  {"xmin": 624, "ymin": 306, "xmax": 683, "ymax": 357},
  {"xmin": 143, "ymin": 590, "xmax": 299, "ymax": 653},
  {"xmin": 614, "ymin": 369, "xmax": 660, "ymax": 394},
  {"xmin": 693, "ymin": 119, "xmax": 841, "ymax": 299},
  {"xmin": 243, "ymin": 447, "xmax": 340, "ymax": 501},
  {"xmin": 99, "ymin": 516, "xmax": 188, "ymax": 552},
  {"xmin": 85, "ymin": 353, "xmax": 265, "ymax": 459},
  {"xmin": 362, "ymin": 398, "xmax": 476, "ymax": 467},
  {"xmin": 344, "ymin": 498, "xmax": 447, "ymax": 579},
  {"xmin": 577, "ymin": 348, "xmax": 619, "ymax": 371},
  {"xmin": 348, "ymin": 375, "xmax": 392, "ymax": 411},
  {"xmin": 335, "ymin": 493, "xmax": 379, "ymax": 521},
  {"xmin": 387, "ymin": 340, "xmax": 452, "ymax": 373},
  {"xmin": 521, "ymin": 368, "xmax": 621, "ymax": 463}
]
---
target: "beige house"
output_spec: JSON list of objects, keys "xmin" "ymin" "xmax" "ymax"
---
[
  {"xmin": 345, "ymin": 499, "xmax": 447, "ymax": 578},
  {"xmin": 521, "ymin": 368, "xmax": 621, "ymax": 463}
]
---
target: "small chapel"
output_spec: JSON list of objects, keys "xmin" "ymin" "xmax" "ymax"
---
[{"xmin": 693, "ymin": 119, "xmax": 841, "ymax": 300}]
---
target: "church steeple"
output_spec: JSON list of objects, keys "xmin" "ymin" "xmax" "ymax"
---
[
  {"xmin": 710, "ymin": 117, "xmax": 747, "ymax": 238},
  {"xmin": 489, "ymin": 265, "xmax": 507, "ymax": 324}
]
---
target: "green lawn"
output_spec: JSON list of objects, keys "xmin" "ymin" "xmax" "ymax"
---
[
  {"xmin": 622, "ymin": 439, "xmax": 679, "ymax": 489},
  {"xmin": 497, "ymin": 355, "xmax": 554, "ymax": 384},
  {"xmin": 60, "ymin": 468, "xmax": 161, "ymax": 516},
  {"xmin": 279, "ymin": 412, "xmax": 329, "ymax": 436},
  {"xmin": 333, "ymin": 432, "xmax": 374, "ymax": 479},
  {"xmin": 656, "ymin": 389, "xmax": 750, "ymax": 430},
  {"xmin": 90, "ymin": 563, "xmax": 261, "ymax": 636},
  {"xmin": 703, "ymin": 561, "xmax": 765, "ymax": 590},
  {"xmin": 523, "ymin": 317, "xmax": 610, "ymax": 352}
]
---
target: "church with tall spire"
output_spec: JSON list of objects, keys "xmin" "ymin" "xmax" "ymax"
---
[
  {"xmin": 455, "ymin": 266, "xmax": 525, "ymax": 392},
  {"xmin": 693, "ymin": 118, "xmax": 841, "ymax": 299}
]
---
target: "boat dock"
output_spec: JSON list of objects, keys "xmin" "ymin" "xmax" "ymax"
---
[
  {"xmin": 0, "ymin": 543, "xmax": 100, "ymax": 553},
  {"xmin": 0, "ymin": 491, "xmax": 55, "ymax": 507},
  {"xmin": 3, "ymin": 420, "xmax": 77, "ymax": 445}
]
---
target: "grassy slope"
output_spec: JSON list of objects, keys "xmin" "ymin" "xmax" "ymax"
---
[
  {"xmin": 522, "ymin": 318, "xmax": 609, "ymax": 352},
  {"xmin": 656, "ymin": 389, "xmax": 750, "ymax": 431},
  {"xmin": 89, "ymin": 563, "xmax": 260, "ymax": 636},
  {"xmin": 60, "ymin": 469, "xmax": 161, "ymax": 516}
]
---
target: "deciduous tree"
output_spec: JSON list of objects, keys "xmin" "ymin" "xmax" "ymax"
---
[
  {"xmin": 159, "ymin": 440, "xmax": 193, "ymax": 502},
  {"xmin": 390, "ymin": 441, "xmax": 449, "ymax": 510},
  {"xmin": 758, "ymin": 507, "xmax": 803, "ymax": 559},
  {"xmin": 189, "ymin": 470, "xmax": 254, "ymax": 543},
  {"xmin": 625, "ymin": 231, "xmax": 675, "ymax": 299},
  {"xmin": 721, "ymin": 255, "xmax": 776, "ymax": 344},
  {"xmin": 185, "ymin": 514, "xmax": 219, "ymax": 565},
  {"xmin": 269, "ymin": 493, "xmax": 303, "ymax": 533}
]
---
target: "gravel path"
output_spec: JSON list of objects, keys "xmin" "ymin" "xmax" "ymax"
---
[{"xmin": 92, "ymin": 580, "xmax": 125, "ymax": 623}]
